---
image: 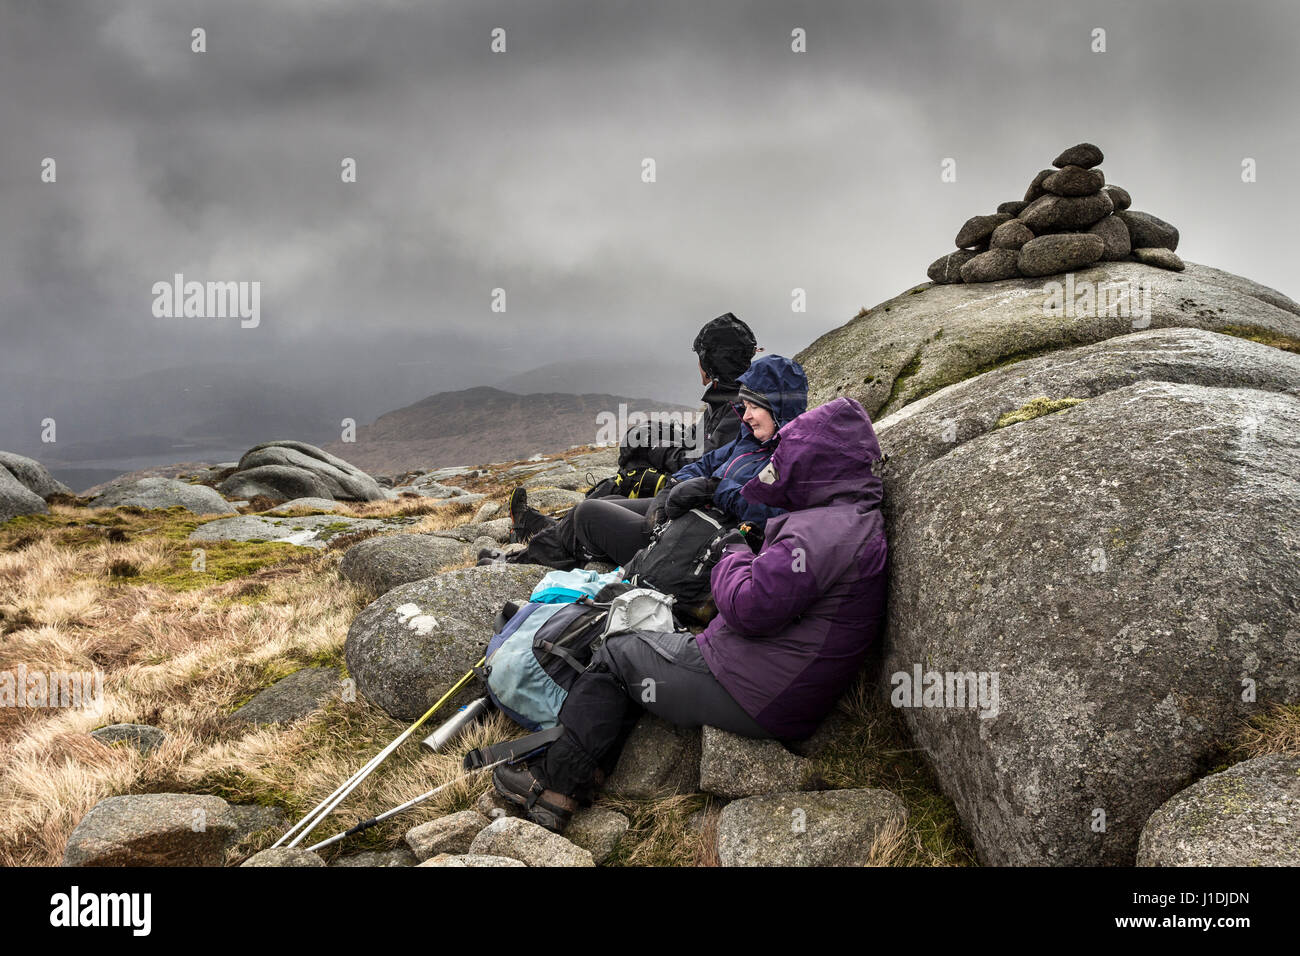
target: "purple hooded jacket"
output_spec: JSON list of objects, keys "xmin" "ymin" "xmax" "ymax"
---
[{"xmin": 696, "ymin": 397, "xmax": 888, "ymax": 739}]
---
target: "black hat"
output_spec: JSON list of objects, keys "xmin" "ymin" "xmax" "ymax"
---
[{"xmin": 693, "ymin": 313, "xmax": 757, "ymax": 382}]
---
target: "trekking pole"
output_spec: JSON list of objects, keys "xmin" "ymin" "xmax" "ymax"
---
[
  {"xmin": 274, "ymin": 659, "xmax": 485, "ymax": 848},
  {"xmin": 304, "ymin": 757, "xmax": 510, "ymax": 854}
]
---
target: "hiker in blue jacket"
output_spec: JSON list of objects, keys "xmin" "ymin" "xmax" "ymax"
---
[{"xmin": 492, "ymin": 355, "xmax": 808, "ymax": 569}]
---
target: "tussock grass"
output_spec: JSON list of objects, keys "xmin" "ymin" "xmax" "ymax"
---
[
  {"xmin": 1233, "ymin": 703, "xmax": 1300, "ymax": 760},
  {"xmin": 809, "ymin": 676, "xmax": 977, "ymax": 867},
  {"xmin": 1, "ymin": 446, "xmax": 969, "ymax": 868}
]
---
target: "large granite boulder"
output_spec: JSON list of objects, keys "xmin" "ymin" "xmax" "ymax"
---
[
  {"xmin": 796, "ymin": 261, "xmax": 1300, "ymax": 417},
  {"xmin": 0, "ymin": 451, "xmax": 71, "ymax": 500},
  {"xmin": 345, "ymin": 564, "xmax": 549, "ymax": 719},
  {"xmin": 89, "ymin": 476, "xmax": 237, "ymax": 515},
  {"xmin": 338, "ymin": 533, "xmax": 476, "ymax": 597},
  {"xmin": 218, "ymin": 441, "xmax": 392, "ymax": 503},
  {"xmin": 872, "ymin": 327, "xmax": 1300, "ymax": 865},
  {"xmin": 1137, "ymin": 754, "xmax": 1300, "ymax": 867},
  {"xmin": 0, "ymin": 466, "xmax": 48, "ymax": 523}
]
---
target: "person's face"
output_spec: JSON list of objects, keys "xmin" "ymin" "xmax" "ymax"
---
[{"xmin": 742, "ymin": 401, "xmax": 777, "ymax": 441}]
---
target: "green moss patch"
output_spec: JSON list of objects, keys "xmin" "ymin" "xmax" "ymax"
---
[
  {"xmin": 1218, "ymin": 325, "xmax": 1300, "ymax": 355},
  {"xmin": 995, "ymin": 396, "xmax": 1085, "ymax": 429}
]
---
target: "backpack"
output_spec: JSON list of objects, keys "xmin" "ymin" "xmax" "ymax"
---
[
  {"xmin": 623, "ymin": 506, "xmax": 737, "ymax": 623},
  {"xmin": 587, "ymin": 420, "xmax": 688, "ymax": 499},
  {"xmin": 480, "ymin": 586, "xmax": 677, "ymax": 731},
  {"xmin": 586, "ymin": 466, "xmax": 671, "ymax": 500}
]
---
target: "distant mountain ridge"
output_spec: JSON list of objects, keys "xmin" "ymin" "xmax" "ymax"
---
[{"xmin": 323, "ymin": 386, "xmax": 697, "ymax": 474}]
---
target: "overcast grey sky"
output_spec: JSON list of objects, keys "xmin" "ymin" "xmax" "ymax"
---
[{"xmin": 2, "ymin": 0, "xmax": 1297, "ymax": 443}]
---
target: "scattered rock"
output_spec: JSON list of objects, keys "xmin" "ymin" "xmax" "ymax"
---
[
  {"xmin": 330, "ymin": 848, "xmax": 417, "ymax": 867},
  {"xmin": 1132, "ymin": 246, "xmax": 1186, "ymax": 271},
  {"xmin": 240, "ymin": 847, "xmax": 326, "ymax": 867},
  {"xmin": 0, "ymin": 451, "xmax": 71, "ymax": 500},
  {"xmin": 606, "ymin": 714, "xmax": 702, "ymax": 799},
  {"xmin": 89, "ymin": 724, "xmax": 167, "ymax": 755},
  {"xmin": 1017, "ymin": 233, "xmax": 1107, "ymax": 276},
  {"xmin": 90, "ymin": 477, "xmax": 237, "ymax": 515},
  {"xmin": 189, "ymin": 513, "xmax": 411, "ymax": 550},
  {"xmin": 467, "ymin": 817, "xmax": 595, "ymax": 867},
  {"xmin": 330, "ymin": 848, "xmax": 418, "ymax": 867},
  {"xmin": 405, "ymin": 810, "xmax": 492, "ymax": 861},
  {"xmin": 1018, "ymin": 190, "xmax": 1114, "ymax": 233},
  {"xmin": 339, "ymin": 533, "xmax": 475, "ymax": 597},
  {"xmin": 474, "ymin": 502, "xmax": 501, "ymax": 522},
  {"xmin": 1137, "ymin": 754, "xmax": 1300, "ymax": 867},
  {"xmin": 1116, "ymin": 210, "xmax": 1179, "ymax": 251},
  {"xmin": 954, "ymin": 213, "xmax": 1012, "ymax": 249},
  {"xmin": 345, "ymin": 564, "xmax": 548, "ymax": 719},
  {"xmin": 699, "ymin": 727, "xmax": 812, "ymax": 800},
  {"xmin": 926, "ymin": 250, "xmax": 978, "ymax": 284},
  {"xmin": 959, "ymin": 248, "xmax": 1020, "ymax": 283},
  {"xmin": 715, "ymin": 789, "xmax": 908, "ymax": 867},
  {"xmin": 62, "ymin": 793, "xmax": 237, "ymax": 866},
  {"xmin": 1087, "ymin": 214, "xmax": 1132, "ymax": 260},
  {"xmin": 419, "ymin": 853, "xmax": 526, "ymax": 867},
  {"xmin": 1052, "ymin": 142, "xmax": 1104, "ymax": 169},
  {"xmin": 565, "ymin": 808, "xmax": 630, "ymax": 864},
  {"xmin": 1023, "ymin": 168, "xmax": 1054, "ymax": 202},
  {"xmin": 1044, "ymin": 165, "xmax": 1105, "ymax": 197},
  {"xmin": 989, "ymin": 219, "xmax": 1034, "ymax": 251},
  {"xmin": 523, "ymin": 487, "xmax": 587, "ymax": 512},
  {"xmin": 230, "ymin": 667, "xmax": 340, "ymax": 726},
  {"xmin": 1103, "ymin": 184, "xmax": 1132, "ymax": 211},
  {"xmin": 996, "ymin": 200, "xmax": 1029, "ymax": 216}
]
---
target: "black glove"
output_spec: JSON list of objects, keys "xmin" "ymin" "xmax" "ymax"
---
[
  {"xmin": 706, "ymin": 528, "xmax": 750, "ymax": 565},
  {"xmin": 665, "ymin": 476, "xmax": 719, "ymax": 520},
  {"xmin": 644, "ymin": 484, "xmax": 674, "ymax": 530}
]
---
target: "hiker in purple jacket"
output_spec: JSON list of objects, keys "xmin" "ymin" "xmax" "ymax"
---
[{"xmin": 493, "ymin": 396, "xmax": 888, "ymax": 832}]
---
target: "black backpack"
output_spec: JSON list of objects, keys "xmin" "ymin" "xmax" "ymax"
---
[{"xmin": 623, "ymin": 506, "xmax": 737, "ymax": 623}]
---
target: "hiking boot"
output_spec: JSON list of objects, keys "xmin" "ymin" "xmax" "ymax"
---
[
  {"xmin": 477, "ymin": 547, "xmax": 507, "ymax": 565},
  {"xmin": 493, "ymin": 760, "xmax": 579, "ymax": 834},
  {"xmin": 508, "ymin": 487, "xmax": 555, "ymax": 544}
]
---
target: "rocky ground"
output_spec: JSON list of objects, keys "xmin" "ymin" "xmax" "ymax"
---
[{"xmin": 4, "ymin": 240, "xmax": 1299, "ymax": 867}]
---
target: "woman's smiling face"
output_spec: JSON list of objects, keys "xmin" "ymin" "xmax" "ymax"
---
[{"xmin": 742, "ymin": 400, "xmax": 777, "ymax": 441}]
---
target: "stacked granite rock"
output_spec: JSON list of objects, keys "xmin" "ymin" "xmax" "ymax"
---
[{"xmin": 927, "ymin": 143, "xmax": 1184, "ymax": 284}]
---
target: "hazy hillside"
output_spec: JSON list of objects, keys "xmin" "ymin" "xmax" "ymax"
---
[
  {"xmin": 324, "ymin": 386, "xmax": 698, "ymax": 474},
  {"xmin": 495, "ymin": 359, "xmax": 704, "ymax": 409}
]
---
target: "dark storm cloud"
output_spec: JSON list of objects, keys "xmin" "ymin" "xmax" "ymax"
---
[{"xmin": 1, "ymin": 0, "xmax": 1297, "ymax": 442}]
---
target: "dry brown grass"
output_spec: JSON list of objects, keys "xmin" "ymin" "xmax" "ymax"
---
[{"xmin": 1234, "ymin": 702, "xmax": 1300, "ymax": 760}]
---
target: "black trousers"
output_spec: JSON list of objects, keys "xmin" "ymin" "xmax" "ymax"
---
[
  {"xmin": 511, "ymin": 495, "xmax": 654, "ymax": 569},
  {"xmin": 544, "ymin": 629, "xmax": 770, "ymax": 796}
]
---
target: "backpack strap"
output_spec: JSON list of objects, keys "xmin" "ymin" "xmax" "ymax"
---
[{"xmin": 462, "ymin": 726, "xmax": 566, "ymax": 769}]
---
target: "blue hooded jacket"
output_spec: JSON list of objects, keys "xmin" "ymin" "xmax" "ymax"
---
[{"xmin": 672, "ymin": 354, "xmax": 808, "ymax": 526}]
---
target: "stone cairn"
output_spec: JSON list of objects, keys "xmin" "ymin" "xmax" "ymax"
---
[{"xmin": 927, "ymin": 143, "xmax": 1184, "ymax": 284}]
